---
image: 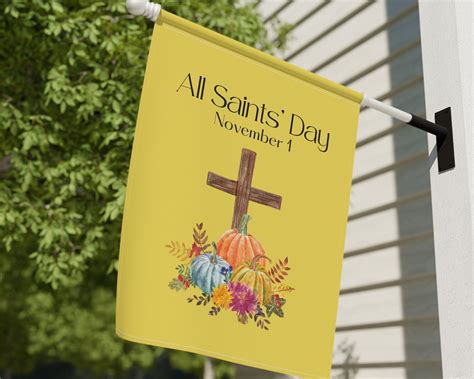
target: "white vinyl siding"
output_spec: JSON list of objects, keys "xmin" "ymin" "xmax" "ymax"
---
[{"xmin": 236, "ymin": 1, "xmax": 442, "ymax": 378}]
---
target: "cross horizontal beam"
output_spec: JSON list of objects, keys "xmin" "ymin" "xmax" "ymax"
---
[{"xmin": 207, "ymin": 172, "xmax": 282, "ymax": 210}]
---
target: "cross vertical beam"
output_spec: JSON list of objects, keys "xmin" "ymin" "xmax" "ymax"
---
[{"xmin": 232, "ymin": 149, "xmax": 256, "ymax": 229}]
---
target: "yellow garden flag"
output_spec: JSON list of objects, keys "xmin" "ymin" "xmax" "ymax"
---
[{"xmin": 116, "ymin": 10, "xmax": 363, "ymax": 379}]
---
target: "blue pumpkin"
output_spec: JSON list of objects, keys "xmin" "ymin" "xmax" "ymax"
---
[{"xmin": 190, "ymin": 242, "xmax": 232, "ymax": 295}]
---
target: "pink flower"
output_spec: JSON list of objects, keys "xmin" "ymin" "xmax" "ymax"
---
[
  {"xmin": 191, "ymin": 243, "xmax": 202, "ymax": 257},
  {"xmin": 228, "ymin": 282, "xmax": 257, "ymax": 315}
]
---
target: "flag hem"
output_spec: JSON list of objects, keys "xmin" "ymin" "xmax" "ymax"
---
[{"xmin": 116, "ymin": 328, "xmax": 329, "ymax": 379}]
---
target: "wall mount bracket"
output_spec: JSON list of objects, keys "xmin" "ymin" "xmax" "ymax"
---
[{"xmin": 434, "ymin": 107, "xmax": 455, "ymax": 173}]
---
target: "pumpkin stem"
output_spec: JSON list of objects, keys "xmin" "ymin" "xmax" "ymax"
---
[
  {"xmin": 250, "ymin": 254, "xmax": 271, "ymax": 270},
  {"xmin": 211, "ymin": 241, "xmax": 218, "ymax": 264},
  {"xmin": 238, "ymin": 214, "xmax": 251, "ymax": 235}
]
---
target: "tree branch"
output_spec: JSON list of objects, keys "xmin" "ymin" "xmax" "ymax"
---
[{"xmin": 0, "ymin": 155, "xmax": 12, "ymax": 177}]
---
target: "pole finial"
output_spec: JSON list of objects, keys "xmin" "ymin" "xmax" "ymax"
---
[{"xmin": 126, "ymin": 0, "xmax": 161, "ymax": 22}]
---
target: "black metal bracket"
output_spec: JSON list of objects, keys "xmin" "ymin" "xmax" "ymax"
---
[
  {"xmin": 408, "ymin": 113, "xmax": 448, "ymax": 138},
  {"xmin": 406, "ymin": 107, "xmax": 455, "ymax": 173},
  {"xmin": 434, "ymin": 107, "xmax": 455, "ymax": 173}
]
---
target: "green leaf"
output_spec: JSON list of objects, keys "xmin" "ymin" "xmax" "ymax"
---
[
  {"xmin": 51, "ymin": 1, "xmax": 64, "ymax": 13},
  {"xmin": 168, "ymin": 278, "xmax": 185, "ymax": 291}
]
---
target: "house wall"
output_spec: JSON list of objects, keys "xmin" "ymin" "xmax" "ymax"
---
[
  {"xmin": 418, "ymin": 1, "xmax": 473, "ymax": 378},
  {"xmin": 236, "ymin": 1, "xmax": 443, "ymax": 378}
]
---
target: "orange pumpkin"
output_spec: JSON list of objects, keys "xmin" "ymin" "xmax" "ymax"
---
[
  {"xmin": 217, "ymin": 214, "xmax": 266, "ymax": 269},
  {"xmin": 231, "ymin": 255, "xmax": 273, "ymax": 305}
]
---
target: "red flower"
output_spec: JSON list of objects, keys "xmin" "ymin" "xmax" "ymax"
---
[
  {"xmin": 191, "ymin": 243, "xmax": 202, "ymax": 257},
  {"xmin": 274, "ymin": 294, "xmax": 282, "ymax": 308},
  {"xmin": 177, "ymin": 275, "xmax": 189, "ymax": 288}
]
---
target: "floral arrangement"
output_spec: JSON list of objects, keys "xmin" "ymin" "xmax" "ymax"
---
[{"xmin": 166, "ymin": 215, "xmax": 295, "ymax": 330}]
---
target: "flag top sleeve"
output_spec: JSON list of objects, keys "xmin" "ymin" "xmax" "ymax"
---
[
  {"xmin": 117, "ymin": 9, "xmax": 361, "ymax": 379},
  {"xmin": 159, "ymin": 10, "xmax": 363, "ymax": 104}
]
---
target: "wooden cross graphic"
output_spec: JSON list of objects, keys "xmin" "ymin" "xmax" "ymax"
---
[{"xmin": 207, "ymin": 148, "xmax": 282, "ymax": 229}]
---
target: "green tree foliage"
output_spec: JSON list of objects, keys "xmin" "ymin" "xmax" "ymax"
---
[{"xmin": 0, "ymin": 0, "xmax": 289, "ymax": 377}]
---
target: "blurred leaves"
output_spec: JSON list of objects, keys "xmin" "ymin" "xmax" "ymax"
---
[
  {"xmin": 0, "ymin": 0, "xmax": 289, "ymax": 377},
  {"xmin": 0, "ymin": 0, "xmax": 288, "ymax": 289}
]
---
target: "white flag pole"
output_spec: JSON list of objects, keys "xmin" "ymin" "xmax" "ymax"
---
[
  {"xmin": 360, "ymin": 94, "xmax": 448, "ymax": 138},
  {"xmin": 126, "ymin": 0, "xmax": 161, "ymax": 21},
  {"xmin": 126, "ymin": 0, "xmax": 453, "ymax": 170}
]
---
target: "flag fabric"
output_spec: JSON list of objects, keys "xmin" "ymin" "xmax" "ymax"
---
[{"xmin": 116, "ymin": 10, "xmax": 362, "ymax": 379}]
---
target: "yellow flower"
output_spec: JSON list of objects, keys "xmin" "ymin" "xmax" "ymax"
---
[{"xmin": 212, "ymin": 284, "xmax": 233, "ymax": 309}]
